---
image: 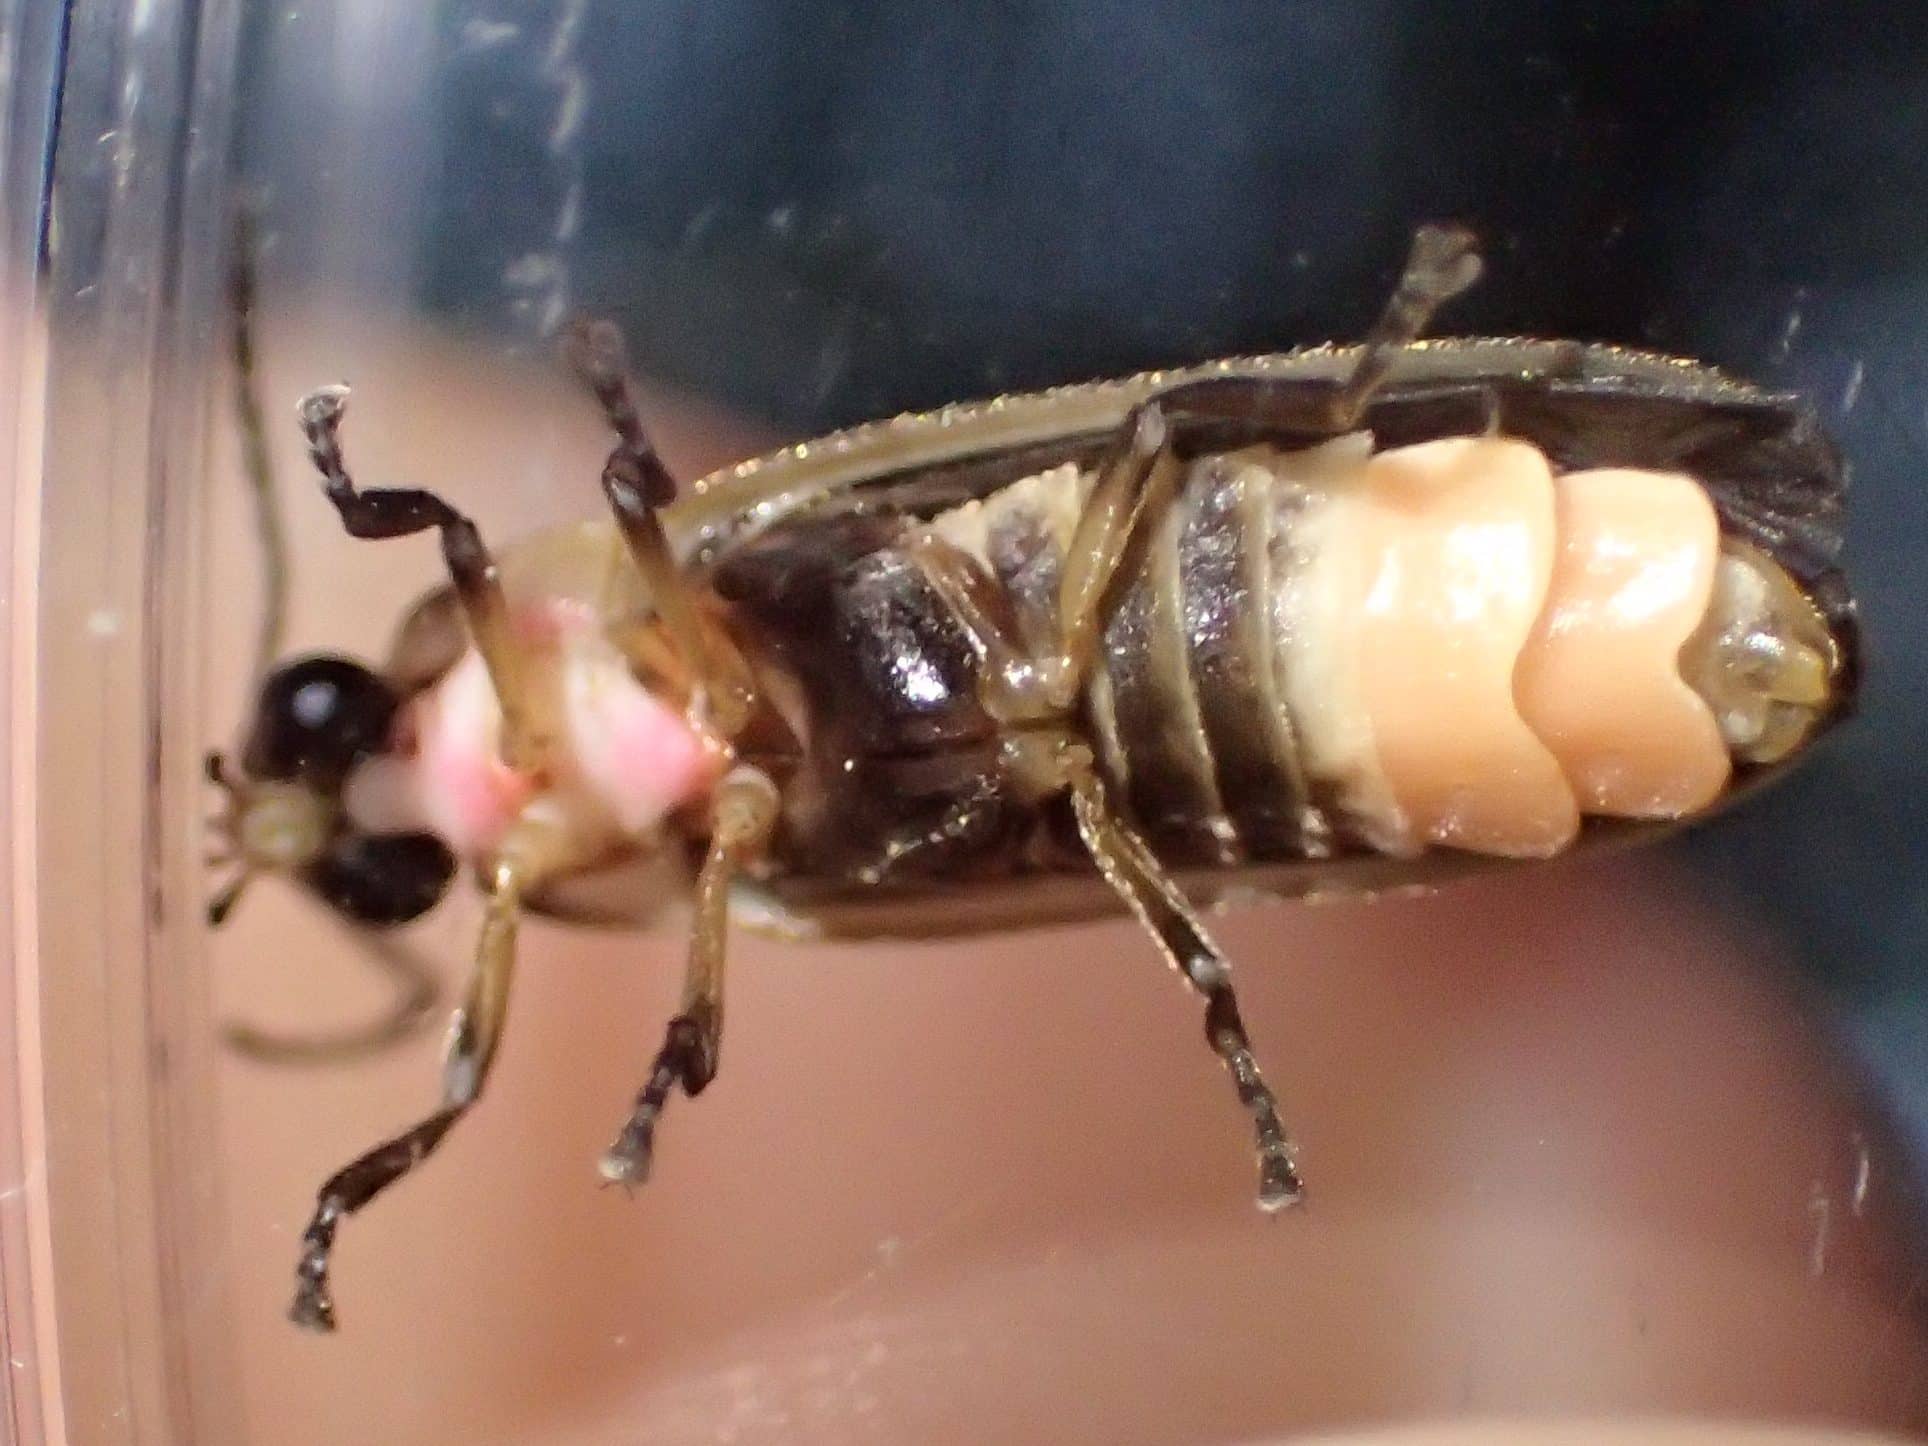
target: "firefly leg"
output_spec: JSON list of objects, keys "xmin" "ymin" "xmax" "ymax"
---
[
  {"xmin": 901, "ymin": 532, "xmax": 1060, "ymax": 723},
  {"xmin": 223, "ymin": 924, "xmax": 440, "ymax": 1065},
  {"xmin": 297, "ymin": 386, "xmax": 549, "ymax": 772},
  {"xmin": 288, "ymin": 808, "xmax": 579, "ymax": 1331},
  {"xmin": 228, "ymin": 196, "xmax": 289, "ymax": 689},
  {"xmin": 1054, "ymin": 401, "xmax": 1188, "ymax": 697},
  {"xmin": 904, "ymin": 399, "xmax": 1182, "ymax": 725},
  {"xmin": 564, "ymin": 318, "xmax": 758, "ymax": 741},
  {"xmin": 1064, "ymin": 229, "xmax": 1483, "ymax": 465},
  {"xmin": 600, "ymin": 766, "xmax": 781, "ymax": 1186},
  {"xmin": 1005, "ymin": 731, "xmax": 1302, "ymax": 1211},
  {"xmin": 909, "ymin": 538, "xmax": 1301, "ymax": 1207},
  {"xmin": 382, "ymin": 584, "xmax": 470, "ymax": 696},
  {"xmin": 1326, "ymin": 223, "xmax": 1483, "ymax": 429}
]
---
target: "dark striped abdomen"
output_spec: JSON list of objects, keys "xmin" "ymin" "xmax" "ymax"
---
[
  {"xmin": 1082, "ymin": 453, "xmax": 1330, "ymax": 865},
  {"xmin": 920, "ymin": 452, "xmax": 1335, "ymax": 867}
]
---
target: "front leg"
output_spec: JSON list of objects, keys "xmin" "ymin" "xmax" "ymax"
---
[
  {"xmin": 289, "ymin": 804, "xmax": 586, "ymax": 1330},
  {"xmin": 298, "ymin": 386, "xmax": 549, "ymax": 773}
]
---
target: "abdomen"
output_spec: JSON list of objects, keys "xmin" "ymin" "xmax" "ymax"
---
[
  {"xmin": 919, "ymin": 430, "xmax": 1844, "ymax": 870},
  {"xmin": 700, "ymin": 361, "xmax": 1855, "ymax": 933}
]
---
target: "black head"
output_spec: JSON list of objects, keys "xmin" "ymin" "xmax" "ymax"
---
[{"xmin": 207, "ymin": 654, "xmax": 456, "ymax": 928}]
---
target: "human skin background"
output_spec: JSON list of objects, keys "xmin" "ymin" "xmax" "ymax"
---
[{"xmin": 186, "ymin": 318, "xmax": 1927, "ymax": 1446}]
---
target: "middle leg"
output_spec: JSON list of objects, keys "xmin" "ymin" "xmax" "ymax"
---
[
  {"xmin": 564, "ymin": 318, "xmax": 758, "ymax": 741},
  {"xmin": 599, "ymin": 765, "xmax": 781, "ymax": 1187}
]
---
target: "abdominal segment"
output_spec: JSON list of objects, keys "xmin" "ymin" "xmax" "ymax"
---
[
  {"xmin": 1514, "ymin": 468, "xmax": 1729, "ymax": 820},
  {"xmin": 1267, "ymin": 437, "xmax": 1728, "ymax": 858}
]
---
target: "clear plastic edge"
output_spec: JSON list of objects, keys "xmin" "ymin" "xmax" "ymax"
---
[
  {"xmin": 5, "ymin": 0, "xmax": 241, "ymax": 1442},
  {"xmin": 2, "ymin": 2, "xmax": 73, "ymax": 1440}
]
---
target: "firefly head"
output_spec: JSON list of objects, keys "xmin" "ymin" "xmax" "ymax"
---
[{"xmin": 207, "ymin": 654, "xmax": 456, "ymax": 927}]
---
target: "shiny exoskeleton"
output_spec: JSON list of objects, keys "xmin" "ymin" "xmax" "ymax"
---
[{"xmin": 208, "ymin": 227, "xmax": 1857, "ymax": 1330}]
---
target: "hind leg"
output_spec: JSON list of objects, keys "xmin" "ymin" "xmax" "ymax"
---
[
  {"xmin": 905, "ymin": 396, "xmax": 1182, "ymax": 724},
  {"xmin": 909, "ymin": 521, "xmax": 1301, "ymax": 1210},
  {"xmin": 1004, "ymin": 729, "xmax": 1303, "ymax": 1209}
]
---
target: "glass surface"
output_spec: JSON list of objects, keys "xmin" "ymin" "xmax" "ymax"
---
[{"xmin": 7, "ymin": 3, "xmax": 1927, "ymax": 1442}]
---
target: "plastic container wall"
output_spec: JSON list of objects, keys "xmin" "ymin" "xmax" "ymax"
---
[{"xmin": 3, "ymin": 3, "xmax": 1926, "ymax": 1443}]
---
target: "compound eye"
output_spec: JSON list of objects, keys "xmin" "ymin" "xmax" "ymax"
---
[
  {"xmin": 302, "ymin": 830, "xmax": 456, "ymax": 926},
  {"xmin": 243, "ymin": 655, "xmax": 399, "ymax": 790}
]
